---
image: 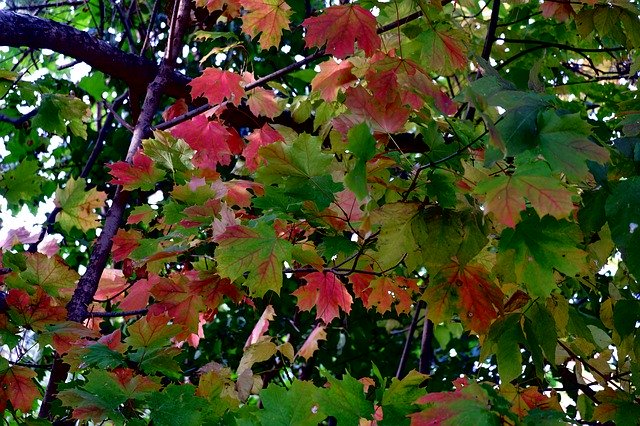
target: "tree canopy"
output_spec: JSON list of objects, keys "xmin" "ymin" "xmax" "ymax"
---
[{"xmin": 1, "ymin": 0, "xmax": 640, "ymax": 424}]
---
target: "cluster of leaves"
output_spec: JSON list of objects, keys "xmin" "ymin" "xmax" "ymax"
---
[{"xmin": 1, "ymin": 0, "xmax": 640, "ymax": 424}]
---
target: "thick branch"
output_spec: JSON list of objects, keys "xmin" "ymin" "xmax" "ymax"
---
[{"xmin": 0, "ymin": 11, "xmax": 189, "ymax": 99}]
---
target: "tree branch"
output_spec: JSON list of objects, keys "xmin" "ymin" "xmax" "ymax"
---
[
  {"xmin": 0, "ymin": 11, "xmax": 189, "ymax": 99},
  {"xmin": 37, "ymin": 0, "xmax": 192, "ymax": 419}
]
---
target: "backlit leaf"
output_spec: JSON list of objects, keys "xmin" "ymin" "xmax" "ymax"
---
[
  {"xmin": 292, "ymin": 272, "xmax": 353, "ymax": 323},
  {"xmin": 55, "ymin": 177, "xmax": 106, "ymax": 232},
  {"xmin": 215, "ymin": 222, "xmax": 293, "ymax": 296},
  {"xmin": 303, "ymin": 5, "xmax": 381, "ymax": 58},
  {"xmin": 241, "ymin": 0, "xmax": 292, "ymax": 49}
]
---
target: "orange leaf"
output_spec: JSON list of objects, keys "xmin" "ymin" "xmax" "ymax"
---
[
  {"xmin": 297, "ymin": 324, "xmax": 327, "ymax": 360},
  {"xmin": 366, "ymin": 276, "xmax": 419, "ymax": 315},
  {"xmin": 292, "ymin": 272, "xmax": 352, "ymax": 323},
  {"xmin": 241, "ymin": 0, "xmax": 292, "ymax": 49},
  {"xmin": 189, "ymin": 68, "xmax": 244, "ymax": 105},
  {"xmin": 311, "ymin": 58, "xmax": 357, "ymax": 102},
  {"xmin": 303, "ymin": 5, "xmax": 381, "ymax": 58},
  {"xmin": 437, "ymin": 262, "xmax": 504, "ymax": 334},
  {"xmin": 337, "ymin": 86, "xmax": 410, "ymax": 133}
]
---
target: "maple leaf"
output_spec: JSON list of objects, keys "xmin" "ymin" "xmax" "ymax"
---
[
  {"xmin": 41, "ymin": 320, "xmax": 99, "ymax": 354},
  {"xmin": 0, "ymin": 366, "xmax": 39, "ymax": 412},
  {"xmin": 498, "ymin": 215, "xmax": 587, "ymax": 298},
  {"xmin": 474, "ymin": 162, "xmax": 575, "ymax": 228},
  {"xmin": 162, "ymin": 98, "xmax": 188, "ymax": 121},
  {"xmin": 214, "ymin": 222, "xmax": 293, "ymax": 296},
  {"xmin": 412, "ymin": 26, "xmax": 468, "ymax": 74},
  {"xmin": 4, "ymin": 252, "xmax": 79, "ymax": 299},
  {"xmin": 118, "ymin": 277, "xmax": 154, "ymax": 311},
  {"xmin": 365, "ymin": 276, "xmax": 419, "ymax": 315},
  {"xmin": 245, "ymin": 305, "xmax": 276, "ymax": 347},
  {"xmin": 247, "ymin": 86, "xmax": 283, "ymax": 118},
  {"xmin": 6, "ymin": 288, "xmax": 66, "ymax": 331},
  {"xmin": 296, "ymin": 324, "xmax": 327, "ymax": 360},
  {"xmin": 311, "ymin": 58, "xmax": 357, "ymax": 102},
  {"xmin": 537, "ymin": 111, "xmax": 610, "ymax": 181},
  {"xmin": 410, "ymin": 381, "xmax": 498, "ymax": 425},
  {"xmin": 111, "ymin": 229, "xmax": 142, "ymax": 262},
  {"xmin": 241, "ymin": 0, "xmax": 292, "ymax": 49},
  {"xmin": 196, "ymin": 0, "xmax": 241, "ymax": 17},
  {"xmin": 338, "ymin": 86, "xmax": 410, "ymax": 133},
  {"xmin": 55, "ymin": 177, "xmax": 106, "ymax": 233},
  {"xmin": 171, "ymin": 115, "xmax": 243, "ymax": 169},
  {"xmin": 303, "ymin": 5, "xmax": 381, "ymax": 59},
  {"xmin": 189, "ymin": 68, "xmax": 244, "ymax": 105},
  {"xmin": 148, "ymin": 271, "xmax": 208, "ymax": 343},
  {"xmin": 540, "ymin": 0, "xmax": 574, "ymax": 22},
  {"xmin": 431, "ymin": 262, "xmax": 504, "ymax": 334},
  {"xmin": 125, "ymin": 312, "xmax": 182, "ymax": 350},
  {"xmin": 0, "ymin": 226, "xmax": 38, "ymax": 250},
  {"xmin": 108, "ymin": 150, "xmax": 164, "ymax": 191},
  {"xmin": 94, "ymin": 268, "xmax": 127, "ymax": 301},
  {"xmin": 292, "ymin": 272, "xmax": 353, "ymax": 323}
]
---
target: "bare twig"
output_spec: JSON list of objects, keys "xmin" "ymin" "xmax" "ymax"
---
[{"xmin": 396, "ymin": 301, "xmax": 425, "ymax": 379}]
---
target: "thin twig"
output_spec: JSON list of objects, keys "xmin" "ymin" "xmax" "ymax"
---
[
  {"xmin": 396, "ymin": 300, "xmax": 425, "ymax": 379},
  {"xmin": 89, "ymin": 309, "xmax": 148, "ymax": 318}
]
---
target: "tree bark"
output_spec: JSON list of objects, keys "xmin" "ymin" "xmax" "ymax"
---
[{"xmin": 0, "ymin": 11, "xmax": 189, "ymax": 99}]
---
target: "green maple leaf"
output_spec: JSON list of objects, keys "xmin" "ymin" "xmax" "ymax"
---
[
  {"xmin": 256, "ymin": 133, "xmax": 342, "ymax": 210},
  {"xmin": 32, "ymin": 93, "xmax": 90, "ymax": 139},
  {"xmin": 147, "ymin": 384, "xmax": 207, "ymax": 426},
  {"xmin": 497, "ymin": 215, "xmax": 587, "ymax": 298},
  {"xmin": 55, "ymin": 176, "xmax": 107, "ymax": 232},
  {"xmin": 380, "ymin": 370, "xmax": 428, "ymax": 426},
  {"xmin": 214, "ymin": 222, "xmax": 293, "ymax": 296},
  {"xmin": 344, "ymin": 122, "xmax": 376, "ymax": 199},
  {"xmin": 142, "ymin": 130, "xmax": 195, "ymax": 179},
  {"xmin": 257, "ymin": 380, "xmax": 327, "ymax": 425},
  {"xmin": 0, "ymin": 160, "xmax": 44, "ymax": 206},
  {"xmin": 481, "ymin": 314, "xmax": 525, "ymax": 384},
  {"xmin": 537, "ymin": 111, "xmax": 610, "ymax": 181},
  {"xmin": 316, "ymin": 371, "xmax": 374, "ymax": 425},
  {"xmin": 605, "ymin": 176, "xmax": 640, "ymax": 279}
]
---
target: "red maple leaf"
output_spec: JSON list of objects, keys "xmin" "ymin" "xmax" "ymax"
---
[
  {"xmin": 111, "ymin": 229, "xmax": 142, "ymax": 262},
  {"xmin": 162, "ymin": 98, "xmax": 188, "ymax": 121},
  {"xmin": 243, "ymin": 124, "xmax": 284, "ymax": 171},
  {"xmin": 292, "ymin": 272, "xmax": 353, "ymax": 323},
  {"xmin": 0, "ymin": 366, "xmax": 39, "ymax": 412},
  {"xmin": 225, "ymin": 179, "xmax": 264, "ymax": 207},
  {"xmin": 108, "ymin": 150, "xmax": 164, "ymax": 191},
  {"xmin": 336, "ymin": 86, "xmax": 410, "ymax": 133},
  {"xmin": 148, "ymin": 272, "xmax": 206, "ymax": 345},
  {"xmin": 171, "ymin": 115, "xmax": 243, "ymax": 169},
  {"xmin": 6, "ymin": 288, "xmax": 66, "ymax": 331},
  {"xmin": 189, "ymin": 68, "xmax": 245, "ymax": 105},
  {"xmin": 303, "ymin": 5, "xmax": 381, "ymax": 58},
  {"xmin": 311, "ymin": 58, "xmax": 357, "ymax": 101},
  {"xmin": 438, "ymin": 262, "xmax": 504, "ymax": 334},
  {"xmin": 119, "ymin": 277, "xmax": 154, "ymax": 311}
]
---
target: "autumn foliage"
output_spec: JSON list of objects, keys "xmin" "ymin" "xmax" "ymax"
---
[{"xmin": 1, "ymin": 0, "xmax": 640, "ymax": 424}]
